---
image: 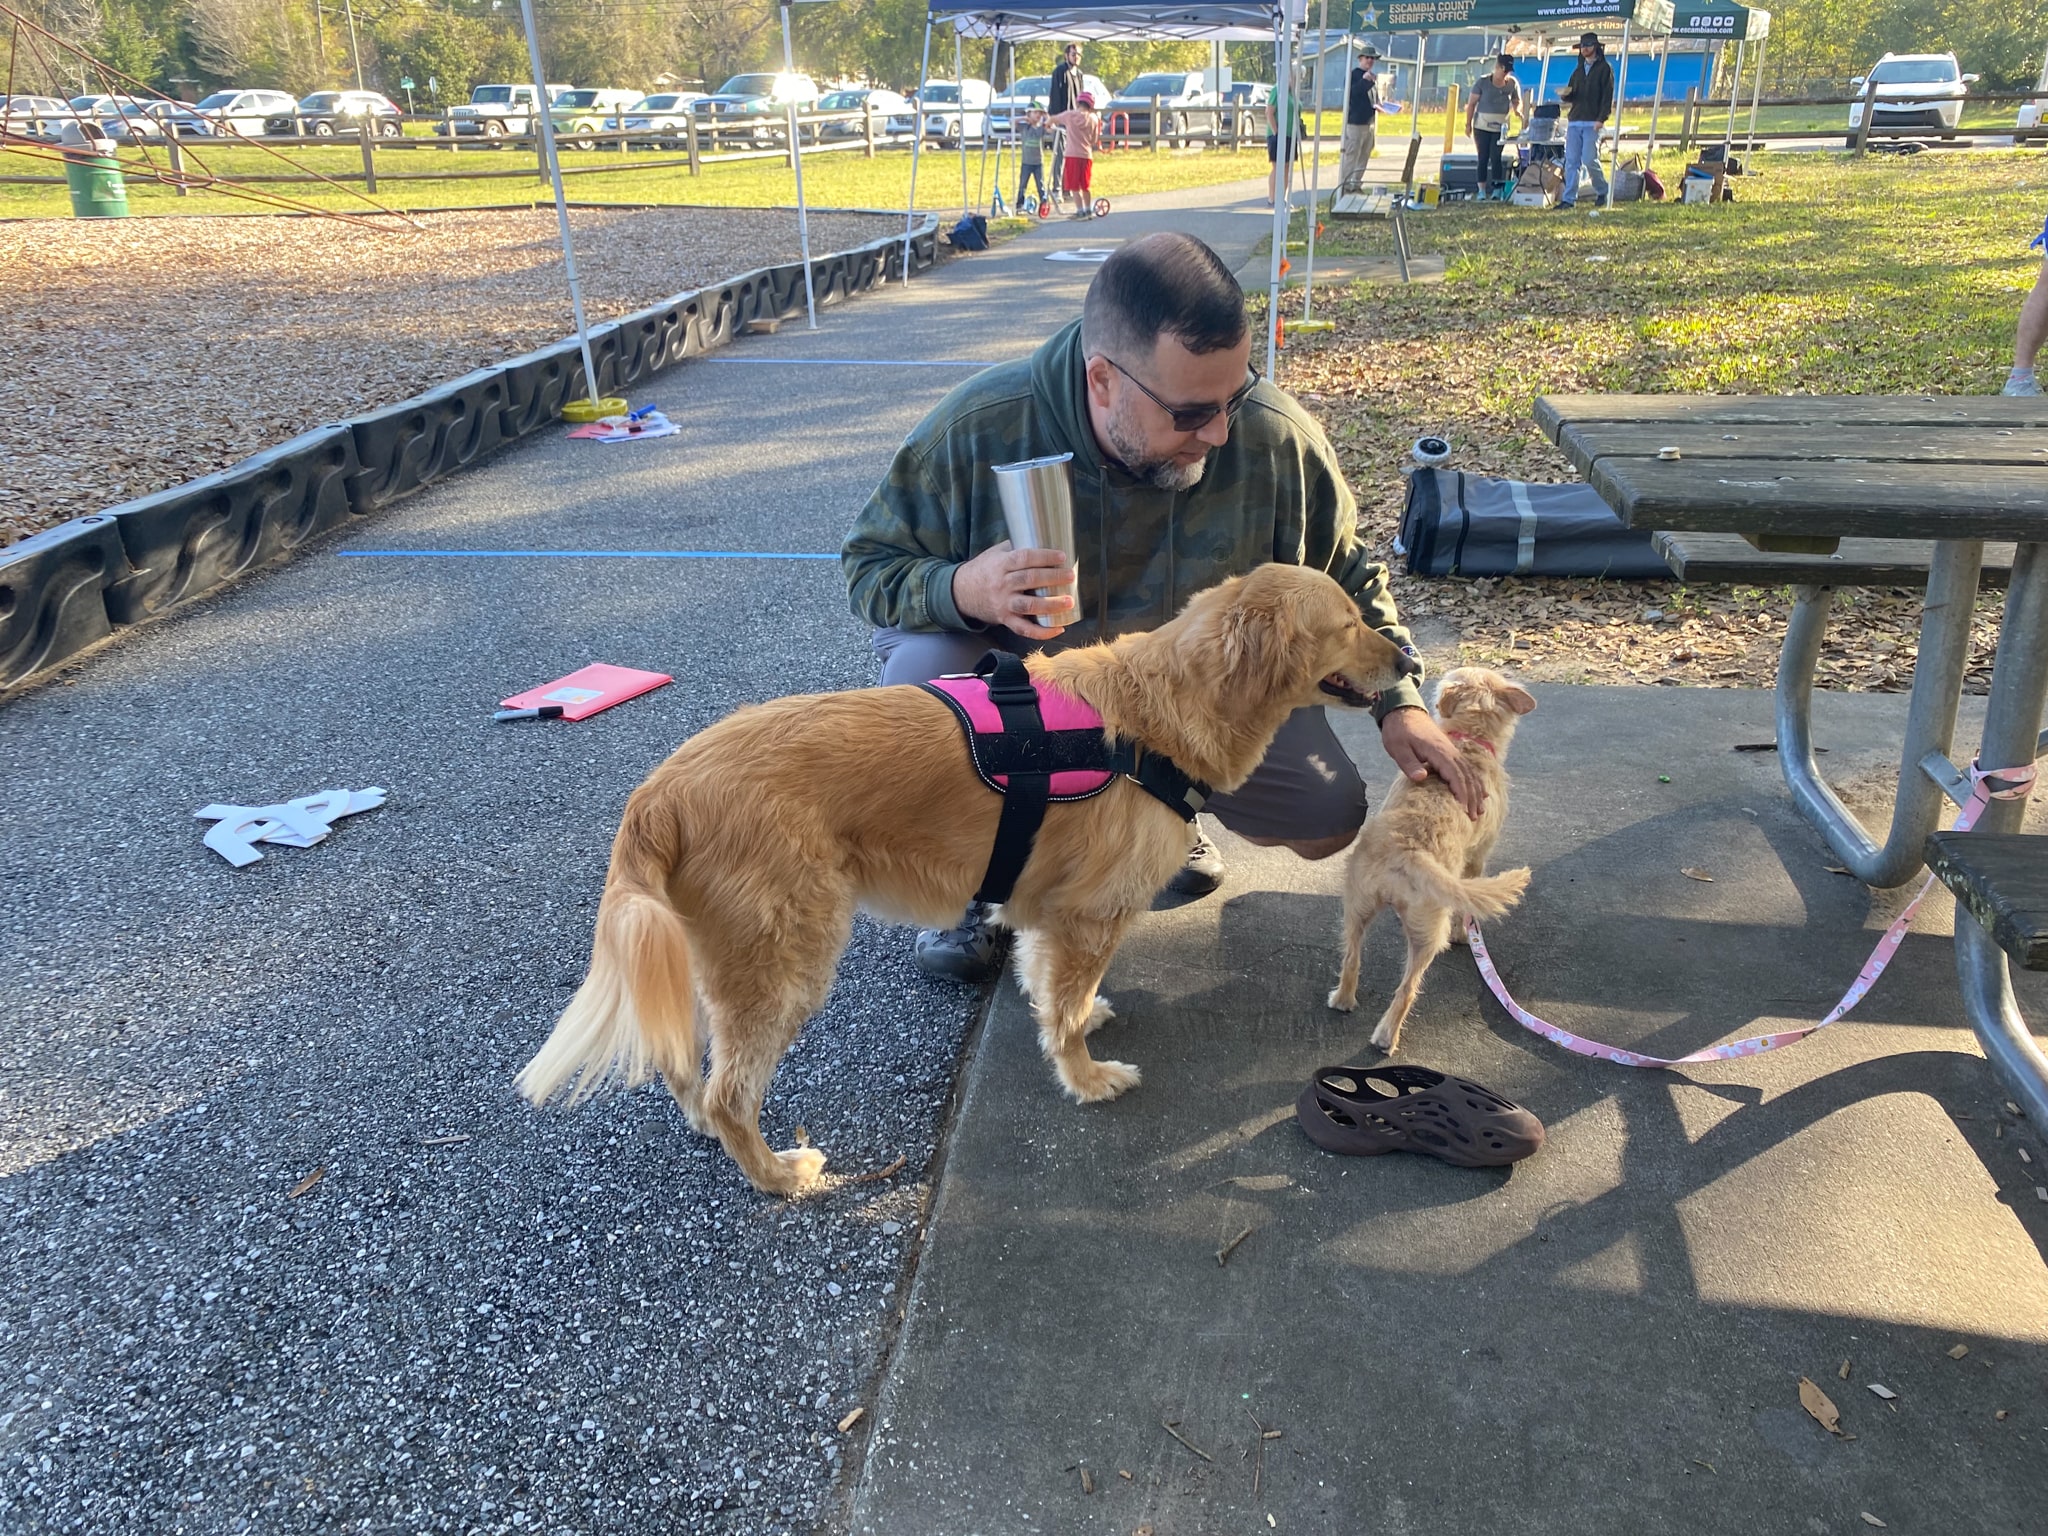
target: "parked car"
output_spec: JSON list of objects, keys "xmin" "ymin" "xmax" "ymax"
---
[
  {"xmin": 189, "ymin": 88, "xmax": 298, "ymax": 137},
  {"xmin": 2017, "ymin": 49, "xmax": 2048, "ymax": 132},
  {"xmin": 550, "ymin": 87, "xmax": 643, "ymax": 144},
  {"xmin": 1847, "ymin": 53, "xmax": 1977, "ymax": 142},
  {"xmin": 692, "ymin": 72, "xmax": 820, "ymax": 147},
  {"xmin": 1, "ymin": 95, "xmax": 69, "ymax": 139},
  {"xmin": 295, "ymin": 90, "xmax": 404, "ymax": 138},
  {"xmin": 810, "ymin": 87, "xmax": 913, "ymax": 142},
  {"xmin": 101, "ymin": 100, "xmax": 215, "ymax": 142},
  {"xmin": 1222, "ymin": 80, "xmax": 1272, "ymax": 137},
  {"xmin": 985, "ymin": 72, "xmax": 1111, "ymax": 137},
  {"xmin": 1105, "ymin": 69, "xmax": 1220, "ymax": 140},
  {"xmin": 605, "ymin": 92, "xmax": 705, "ymax": 148},
  {"xmin": 887, "ymin": 79, "xmax": 994, "ymax": 144},
  {"xmin": 145, "ymin": 100, "xmax": 220, "ymax": 139},
  {"xmin": 436, "ymin": 83, "xmax": 571, "ymax": 139}
]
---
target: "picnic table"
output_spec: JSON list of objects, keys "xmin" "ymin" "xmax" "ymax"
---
[{"xmin": 1536, "ymin": 393, "xmax": 2048, "ymax": 1120}]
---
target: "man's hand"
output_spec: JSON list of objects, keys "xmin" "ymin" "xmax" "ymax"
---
[
  {"xmin": 1379, "ymin": 705, "xmax": 1486, "ymax": 821},
  {"xmin": 951, "ymin": 541, "xmax": 1079, "ymax": 638}
]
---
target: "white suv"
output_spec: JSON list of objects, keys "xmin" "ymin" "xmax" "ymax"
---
[
  {"xmin": 1847, "ymin": 53, "xmax": 1978, "ymax": 142},
  {"xmin": 191, "ymin": 88, "xmax": 298, "ymax": 137}
]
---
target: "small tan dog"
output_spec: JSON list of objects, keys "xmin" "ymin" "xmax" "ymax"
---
[
  {"xmin": 517, "ymin": 564, "xmax": 1415, "ymax": 1196},
  {"xmin": 1328, "ymin": 666, "xmax": 1536, "ymax": 1053}
]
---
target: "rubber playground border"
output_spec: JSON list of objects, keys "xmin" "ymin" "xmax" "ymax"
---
[{"xmin": 0, "ymin": 213, "xmax": 941, "ymax": 699}]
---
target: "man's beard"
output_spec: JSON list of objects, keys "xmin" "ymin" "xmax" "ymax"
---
[{"xmin": 1104, "ymin": 397, "xmax": 1210, "ymax": 491}]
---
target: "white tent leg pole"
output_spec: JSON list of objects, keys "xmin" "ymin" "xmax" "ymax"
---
[
  {"xmin": 515, "ymin": 0, "xmax": 600, "ymax": 411},
  {"xmin": 1265, "ymin": 6, "xmax": 1291, "ymax": 376},
  {"xmin": 956, "ymin": 27, "xmax": 969, "ymax": 215},
  {"xmin": 779, "ymin": 2, "xmax": 816, "ymax": 330},
  {"xmin": 1646, "ymin": 28, "xmax": 1670, "ymax": 156},
  {"xmin": 1606, "ymin": 18, "xmax": 1629, "ymax": 207},
  {"xmin": 975, "ymin": 28, "xmax": 1000, "ymax": 214},
  {"xmin": 1722, "ymin": 38, "xmax": 1745, "ymax": 157},
  {"xmin": 903, "ymin": 17, "xmax": 934, "ymax": 285},
  {"xmin": 1302, "ymin": 0, "xmax": 1329, "ymax": 322},
  {"xmin": 1409, "ymin": 28, "xmax": 1424, "ymax": 171},
  {"xmin": 1745, "ymin": 35, "xmax": 1768, "ymax": 148},
  {"xmin": 1536, "ymin": 33, "xmax": 1550, "ymax": 105}
]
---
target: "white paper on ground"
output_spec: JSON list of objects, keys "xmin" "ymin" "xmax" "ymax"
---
[{"xmin": 196, "ymin": 788, "xmax": 388, "ymax": 866}]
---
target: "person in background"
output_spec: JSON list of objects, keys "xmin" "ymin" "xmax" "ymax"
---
[
  {"xmin": 1556, "ymin": 30, "xmax": 1613, "ymax": 211},
  {"xmin": 1338, "ymin": 45, "xmax": 1391, "ymax": 192},
  {"xmin": 1047, "ymin": 91, "xmax": 1102, "ymax": 218},
  {"xmin": 2004, "ymin": 214, "xmax": 2047, "ymax": 396},
  {"xmin": 1016, "ymin": 107, "xmax": 1049, "ymax": 214},
  {"xmin": 1266, "ymin": 73, "xmax": 1304, "ymax": 207},
  {"xmin": 1466, "ymin": 53, "xmax": 1527, "ymax": 201},
  {"xmin": 1048, "ymin": 41, "xmax": 1080, "ymax": 195}
]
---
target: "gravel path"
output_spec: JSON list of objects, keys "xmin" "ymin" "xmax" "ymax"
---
[{"xmin": 1, "ymin": 207, "xmax": 903, "ymax": 548}]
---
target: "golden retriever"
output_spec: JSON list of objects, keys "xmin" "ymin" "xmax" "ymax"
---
[
  {"xmin": 517, "ymin": 564, "xmax": 1417, "ymax": 1195},
  {"xmin": 1327, "ymin": 666, "xmax": 1536, "ymax": 1054}
]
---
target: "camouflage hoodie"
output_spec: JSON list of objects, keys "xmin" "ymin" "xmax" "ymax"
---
[{"xmin": 841, "ymin": 317, "xmax": 1425, "ymax": 720}]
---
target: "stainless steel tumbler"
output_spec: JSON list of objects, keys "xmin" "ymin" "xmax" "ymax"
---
[{"xmin": 991, "ymin": 453, "xmax": 1080, "ymax": 632}]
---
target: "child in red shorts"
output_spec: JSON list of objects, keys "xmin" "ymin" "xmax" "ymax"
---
[{"xmin": 1048, "ymin": 92, "xmax": 1103, "ymax": 219}]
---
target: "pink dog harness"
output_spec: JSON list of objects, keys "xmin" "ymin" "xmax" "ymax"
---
[{"xmin": 920, "ymin": 652, "xmax": 1208, "ymax": 904}]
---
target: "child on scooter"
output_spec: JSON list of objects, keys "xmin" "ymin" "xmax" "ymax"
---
[{"xmin": 1047, "ymin": 92, "xmax": 1102, "ymax": 218}]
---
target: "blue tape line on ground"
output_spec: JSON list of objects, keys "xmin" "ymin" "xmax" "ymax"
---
[
  {"xmin": 335, "ymin": 549, "xmax": 840, "ymax": 559},
  {"xmin": 703, "ymin": 357, "xmax": 994, "ymax": 367}
]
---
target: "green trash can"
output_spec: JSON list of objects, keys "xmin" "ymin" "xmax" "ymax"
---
[{"xmin": 63, "ymin": 152, "xmax": 129, "ymax": 218}]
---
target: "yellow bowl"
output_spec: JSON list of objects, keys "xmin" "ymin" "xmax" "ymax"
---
[{"xmin": 561, "ymin": 396, "xmax": 630, "ymax": 423}]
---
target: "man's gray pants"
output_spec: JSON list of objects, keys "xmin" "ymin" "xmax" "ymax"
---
[{"xmin": 872, "ymin": 626, "xmax": 1371, "ymax": 843}]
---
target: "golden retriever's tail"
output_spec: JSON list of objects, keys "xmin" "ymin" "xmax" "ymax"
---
[
  {"xmin": 1418, "ymin": 858, "xmax": 1532, "ymax": 922},
  {"xmin": 514, "ymin": 800, "xmax": 701, "ymax": 1111}
]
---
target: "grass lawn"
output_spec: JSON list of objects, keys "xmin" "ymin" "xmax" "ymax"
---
[
  {"xmin": 0, "ymin": 136, "xmax": 1307, "ymax": 219},
  {"xmin": 1272, "ymin": 147, "xmax": 2046, "ymax": 692}
]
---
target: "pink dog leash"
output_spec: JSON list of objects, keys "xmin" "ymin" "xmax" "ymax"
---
[{"xmin": 1465, "ymin": 760, "xmax": 2038, "ymax": 1069}]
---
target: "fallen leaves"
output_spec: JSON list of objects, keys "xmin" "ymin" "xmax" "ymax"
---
[
  {"xmin": 1861, "ymin": 1514, "xmax": 1887, "ymax": 1529},
  {"xmin": 1798, "ymin": 1377, "xmax": 1844, "ymax": 1436},
  {"xmin": 1, "ymin": 208, "xmax": 906, "ymax": 547},
  {"xmin": 1681, "ymin": 868, "xmax": 1715, "ymax": 883},
  {"xmin": 287, "ymin": 1166, "xmax": 326, "ymax": 1198}
]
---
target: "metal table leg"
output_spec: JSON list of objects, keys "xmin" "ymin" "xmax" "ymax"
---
[
  {"xmin": 1775, "ymin": 540, "xmax": 1985, "ymax": 888},
  {"xmin": 1956, "ymin": 542, "xmax": 2048, "ymax": 1123}
]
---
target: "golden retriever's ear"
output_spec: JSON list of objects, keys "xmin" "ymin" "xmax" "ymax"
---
[
  {"xmin": 1217, "ymin": 586, "xmax": 1314, "ymax": 696},
  {"xmin": 1497, "ymin": 682, "xmax": 1537, "ymax": 716}
]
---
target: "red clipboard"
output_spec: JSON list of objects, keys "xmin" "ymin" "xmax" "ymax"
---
[{"xmin": 499, "ymin": 664, "xmax": 672, "ymax": 721}]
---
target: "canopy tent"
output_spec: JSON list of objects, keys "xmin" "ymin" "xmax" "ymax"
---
[
  {"xmin": 913, "ymin": 1, "xmax": 1313, "ymax": 373},
  {"xmin": 1641, "ymin": 5, "xmax": 1772, "ymax": 157},
  {"xmin": 1359, "ymin": 0, "xmax": 1667, "ymax": 206}
]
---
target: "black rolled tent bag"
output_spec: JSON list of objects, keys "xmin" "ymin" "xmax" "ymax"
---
[{"xmin": 1395, "ymin": 468, "xmax": 1672, "ymax": 580}]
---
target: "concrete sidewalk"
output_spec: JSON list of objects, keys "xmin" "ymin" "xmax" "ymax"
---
[
  {"xmin": 0, "ymin": 178, "xmax": 1348, "ymax": 1534},
  {"xmin": 852, "ymin": 686, "xmax": 2048, "ymax": 1534}
]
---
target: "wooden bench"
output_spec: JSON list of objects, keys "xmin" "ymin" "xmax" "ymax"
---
[
  {"xmin": 1926, "ymin": 832, "xmax": 2048, "ymax": 972},
  {"xmin": 1654, "ymin": 531, "xmax": 2019, "ymax": 589}
]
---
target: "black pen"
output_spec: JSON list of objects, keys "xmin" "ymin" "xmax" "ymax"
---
[{"xmin": 494, "ymin": 704, "xmax": 566, "ymax": 722}]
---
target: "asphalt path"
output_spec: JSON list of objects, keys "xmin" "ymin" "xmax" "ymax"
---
[{"xmin": 0, "ymin": 184, "xmax": 1283, "ymax": 1534}]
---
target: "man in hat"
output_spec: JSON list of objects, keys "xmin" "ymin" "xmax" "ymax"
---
[
  {"xmin": 1557, "ymin": 30, "xmax": 1614, "ymax": 210},
  {"xmin": 1339, "ymin": 45, "xmax": 1395, "ymax": 193}
]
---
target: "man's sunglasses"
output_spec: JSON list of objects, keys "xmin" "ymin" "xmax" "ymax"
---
[{"xmin": 1102, "ymin": 356, "xmax": 1261, "ymax": 433}]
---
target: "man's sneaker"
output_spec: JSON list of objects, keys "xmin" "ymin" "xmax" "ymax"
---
[
  {"xmin": 2003, "ymin": 372, "xmax": 2041, "ymax": 397},
  {"xmin": 1166, "ymin": 830, "xmax": 1226, "ymax": 898},
  {"xmin": 914, "ymin": 901, "xmax": 1007, "ymax": 982}
]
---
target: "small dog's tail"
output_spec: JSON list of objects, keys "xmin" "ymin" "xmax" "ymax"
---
[
  {"xmin": 1418, "ymin": 858, "xmax": 1532, "ymax": 922},
  {"xmin": 515, "ymin": 797, "xmax": 701, "ymax": 1110}
]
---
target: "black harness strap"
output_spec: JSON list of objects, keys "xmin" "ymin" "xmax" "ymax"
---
[{"xmin": 973, "ymin": 652, "xmax": 1052, "ymax": 905}]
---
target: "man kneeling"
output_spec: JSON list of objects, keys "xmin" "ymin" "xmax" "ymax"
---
[{"xmin": 839, "ymin": 232, "xmax": 1482, "ymax": 980}]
